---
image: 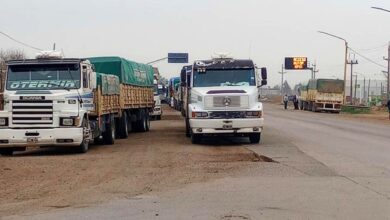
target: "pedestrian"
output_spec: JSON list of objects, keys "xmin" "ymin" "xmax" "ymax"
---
[
  {"xmin": 293, "ymin": 95, "xmax": 299, "ymax": 110},
  {"xmin": 387, "ymin": 99, "xmax": 390, "ymax": 120},
  {"xmin": 283, "ymin": 94, "xmax": 288, "ymax": 110}
]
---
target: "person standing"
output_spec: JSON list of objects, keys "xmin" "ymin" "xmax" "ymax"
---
[
  {"xmin": 283, "ymin": 94, "xmax": 288, "ymax": 110},
  {"xmin": 293, "ymin": 95, "xmax": 299, "ymax": 110},
  {"xmin": 387, "ymin": 99, "xmax": 390, "ymax": 120}
]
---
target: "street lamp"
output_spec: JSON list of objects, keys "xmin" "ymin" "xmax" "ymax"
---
[
  {"xmin": 372, "ymin": 6, "xmax": 390, "ymax": 102},
  {"xmin": 318, "ymin": 31, "xmax": 348, "ymax": 104},
  {"xmin": 371, "ymin": 6, "xmax": 390, "ymax": 13}
]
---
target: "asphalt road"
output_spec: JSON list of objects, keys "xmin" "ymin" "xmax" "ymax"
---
[{"xmin": 3, "ymin": 104, "xmax": 390, "ymax": 220}]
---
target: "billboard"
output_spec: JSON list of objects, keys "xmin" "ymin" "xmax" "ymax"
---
[{"xmin": 285, "ymin": 57, "xmax": 308, "ymax": 70}]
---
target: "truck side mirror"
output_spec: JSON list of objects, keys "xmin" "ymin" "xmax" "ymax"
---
[
  {"xmin": 261, "ymin": 67, "xmax": 267, "ymax": 80},
  {"xmin": 90, "ymin": 71, "xmax": 97, "ymax": 89}
]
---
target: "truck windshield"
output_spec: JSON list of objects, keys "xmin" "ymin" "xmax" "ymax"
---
[
  {"xmin": 317, "ymin": 80, "xmax": 344, "ymax": 93},
  {"xmin": 6, "ymin": 63, "xmax": 81, "ymax": 90},
  {"xmin": 193, "ymin": 69, "xmax": 255, "ymax": 87}
]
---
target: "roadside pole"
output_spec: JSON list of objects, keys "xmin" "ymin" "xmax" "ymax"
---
[
  {"xmin": 368, "ymin": 78, "xmax": 371, "ymax": 105},
  {"xmin": 354, "ymin": 75, "xmax": 358, "ymax": 103},
  {"xmin": 347, "ymin": 57, "xmax": 358, "ymax": 104},
  {"xmin": 278, "ymin": 65, "xmax": 287, "ymax": 95}
]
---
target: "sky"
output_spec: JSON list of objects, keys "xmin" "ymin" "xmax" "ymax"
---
[{"xmin": 1, "ymin": 0, "xmax": 390, "ymax": 87}]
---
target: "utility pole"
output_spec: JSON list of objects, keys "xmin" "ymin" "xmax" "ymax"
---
[
  {"xmin": 363, "ymin": 77, "xmax": 366, "ymax": 104},
  {"xmin": 354, "ymin": 74, "xmax": 358, "ymax": 103},
  {"xmin": 309, "ymin": 62, "xmax": 319, "ymax": 79},
  {"xmin": 384, "ymin": 42, "xmax": 390, "ymax": 102},
  {"xmin": 278, "ymin": 64, "xmax": 287, "ymax": 95},
  {"xmin": 368, "ymin": 78, "xmax": 371, "ymax": 105},
  {"xmin": 347, "ymin": 55, "xmax": 358, "ymax": 104}
]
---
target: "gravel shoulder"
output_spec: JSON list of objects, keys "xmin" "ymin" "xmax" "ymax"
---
[{"xmin": 0, "ymin": 105, "xmax": 264, "ymax": 217}]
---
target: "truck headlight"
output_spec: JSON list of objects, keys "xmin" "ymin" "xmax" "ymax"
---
[
  {"xmin": 191, "ymin": 112, "xmax": 208, "ymax": 118},
  {"xmin": 246, "ymin": 111, "xmax": 262, "ymax": 118},
  {"xmin": 0, "ymin": 118, "xmax": 8, "ymax": 126},
  {"xmin": 60, "ymin": 118, "xmax": 74, "ymax": 126}
]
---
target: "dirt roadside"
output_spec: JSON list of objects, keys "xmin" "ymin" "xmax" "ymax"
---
[{"xmin": 0, "ymin": 105, "xmax": 265, "ymax": 217}]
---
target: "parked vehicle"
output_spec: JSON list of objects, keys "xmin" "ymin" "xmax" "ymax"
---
[
  {"xmin": 182, "ymin": 56, "xmax": 267, "ymax": 144},
  {"xmin": 151, "ymin": 79, "xmax": 162, "ymax": 120},
  {"xmin": 0, "ymin": 52, "xmax": 154, "ymax": 155},
  {"xmin": 299, "ymin": 79, "xmax": 344, "ymax": 113}
]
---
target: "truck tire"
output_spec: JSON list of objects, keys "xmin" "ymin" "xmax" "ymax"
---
[
  {"xmin": 191, "ymin": 133, "xmax": 202, "ymax": 144},
  {"xmin": 249, "ymin": 133, "xmax": 261, "ymax": 144},
  {"xmin": 117, "ymin": 112, "xmax": 129, "ymax": 139},
  {"xmin": 76, "ymin": 119, "xmax": 89, "ymax": 153},
  {"xmin": 0, "ymin": 148, "xmax": 14, "ymax": 156},
  {"xmin": 156, "ymin": 115, "xmax": 161, "ymax": 120},
  {"xmin": 103, "ymin": 115, "xmax": 115, "ymax": 145},
  {"xmin": 145, "ymin": 114, "xmax": 150, "ymax": 131},
  {"xmin": 185, "ymin": 118, "xmax": 190, "ymax": 137},
  {"xmin": 311, "ymin": 103, "xmax": 317, "ymax": 112}
]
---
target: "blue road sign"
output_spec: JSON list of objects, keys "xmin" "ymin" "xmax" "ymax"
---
[{"xmin": 168, "ymin": 53, "xmax": 188, "ymax": 63}]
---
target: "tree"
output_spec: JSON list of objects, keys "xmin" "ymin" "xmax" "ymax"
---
[{"xmin": 0, "ymin": 49, "xmax": 26, "ymax": 91}]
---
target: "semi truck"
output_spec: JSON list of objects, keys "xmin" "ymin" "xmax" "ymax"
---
[
  {"xmin": 0, "ymin": 53, "xmax": 154, "ymax": 155},
  {"xmin": 182, "ymin": 56, "xmax": 267, "ymax": 144},
  {"xmin": 298, "ymin": 78, "xmax": 344, "ymax": 113}
]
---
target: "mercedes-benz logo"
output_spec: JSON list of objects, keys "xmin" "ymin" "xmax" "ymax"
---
[{"xmin": 223, "ymin": 97, "xmax": 231, "ymax": 106}]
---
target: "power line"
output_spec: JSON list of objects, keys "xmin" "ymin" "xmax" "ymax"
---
[
  {"xmin": 349, "ymin": 47, "xmax": 387, "ymax": 69},
  {"xmin": 356, "ymin": 43, "xmax": 388, "ymax": 52},
  {"xmin": 0, "ymin": 30, "xmax": 42, "ymax": 51}
]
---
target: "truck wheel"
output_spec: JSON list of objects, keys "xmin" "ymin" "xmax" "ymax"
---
[
  {"xmin": 191, "ymin": 133, "xmax": 202, "ymax": 144},
  {"xmin": 311, "ymin": 104, "xmax": 317, "ymax": 112},
  {"xmin": 0, "ymin": 148, "xmax": 14, "ymax": 156},
  {"xmin": 117, "ymin": 112, "xmax": 129, "ymax": 139},
  {"xmin": 156, "ymin": 115, "xmax": 161, "ymax": 120},
  {"xmin": 249, "ymin": 133, "xmax": 261, "ymax": 144},
  {"xmin": 77, "ymin": 119, "xmax": 89, "ymax": 153},
  {"xmin": 185, "ymin": 118, "xmax": 190, "ymax": 137},
  {"xmin": 145, "ymin": 114, "xmax": 150, "ymax": 131},
  {"xmin": 103, "ymin": 115, "xmax": 115, "ymax": 145}
]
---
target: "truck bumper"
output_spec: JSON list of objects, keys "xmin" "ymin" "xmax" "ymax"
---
[
  {"xmin": 189, "ymin": 118, "xmax": 264, "ymax": 134},
  {"xmin": 0, "ymin": 127, "xmax": 83, "ymax": 148}
]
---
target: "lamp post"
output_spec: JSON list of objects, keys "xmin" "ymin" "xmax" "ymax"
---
[
  {"xmin": 318, "ymin": 31, "xmax": 348, "ymax": 104},
  {"xmin": 372, "ymin": 6, "xmax": 390, "ymax": 102}
]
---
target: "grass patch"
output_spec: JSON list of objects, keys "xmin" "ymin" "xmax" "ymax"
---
[{"xmin": 341, "ymin": 105, "xmax": 371, "ymax": 114}]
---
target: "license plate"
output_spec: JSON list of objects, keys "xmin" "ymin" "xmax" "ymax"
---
[
  {"xmin": 222, "ymin": 124, "xmax": 233, "ymax": 130},
  {"xmin": 27, "ymin": 137, "xmax": 38, "ymax": 143}
]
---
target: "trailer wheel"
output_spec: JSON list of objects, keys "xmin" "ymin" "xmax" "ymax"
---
[
  {"xmin": 103, "ymin": 115, "xmax": 115, "ymax": 145},
  {"xmin": 249, "ymin": 133, "xmax": 261, "ymax": 144},
  {"xmin": 145, "ymin": 114, "xmax": 150, "ymax": 131},
  {"xmin": 117, "ymin": 112, "xmax": 129, "ymax": 139},
  {"xmin": 0, "ymin": 148, "xmax": 14, "ymax": 156},
  {"xmin": 76, "ymin": 119, "xmax": 89, "ymax": 153}
]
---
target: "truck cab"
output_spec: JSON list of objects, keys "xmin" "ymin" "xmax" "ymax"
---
[
  {"xmin": 183, "ymin": 57, "xmax": 267, "ymax": 144},
  {"xmin": 0, "ymin": 52, "xmax": 96, "ymax": 155}
]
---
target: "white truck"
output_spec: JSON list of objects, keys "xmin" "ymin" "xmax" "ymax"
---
[
  {"xmin": 150, "ymin": 79, "xmax": 162, "ymax": 120},
  {"xmin": 182, "ymin": 57, "xmax": 267, "ymax": 144},
  {"xmin": 0, "ymin": 53, "xmax": 154, "ymax": 155}
]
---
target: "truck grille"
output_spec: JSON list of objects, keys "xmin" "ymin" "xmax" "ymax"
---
[
  {"xmin": 209, "ymin": 111, "xmax": 246, "ymax": 119},
  {"xmin": 204, "ymin": 95, "xmax": 249, "ymax": 109},
  {"xmin": 12, "ymin": 100, "xmax": 53, "ymax": 125}
]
